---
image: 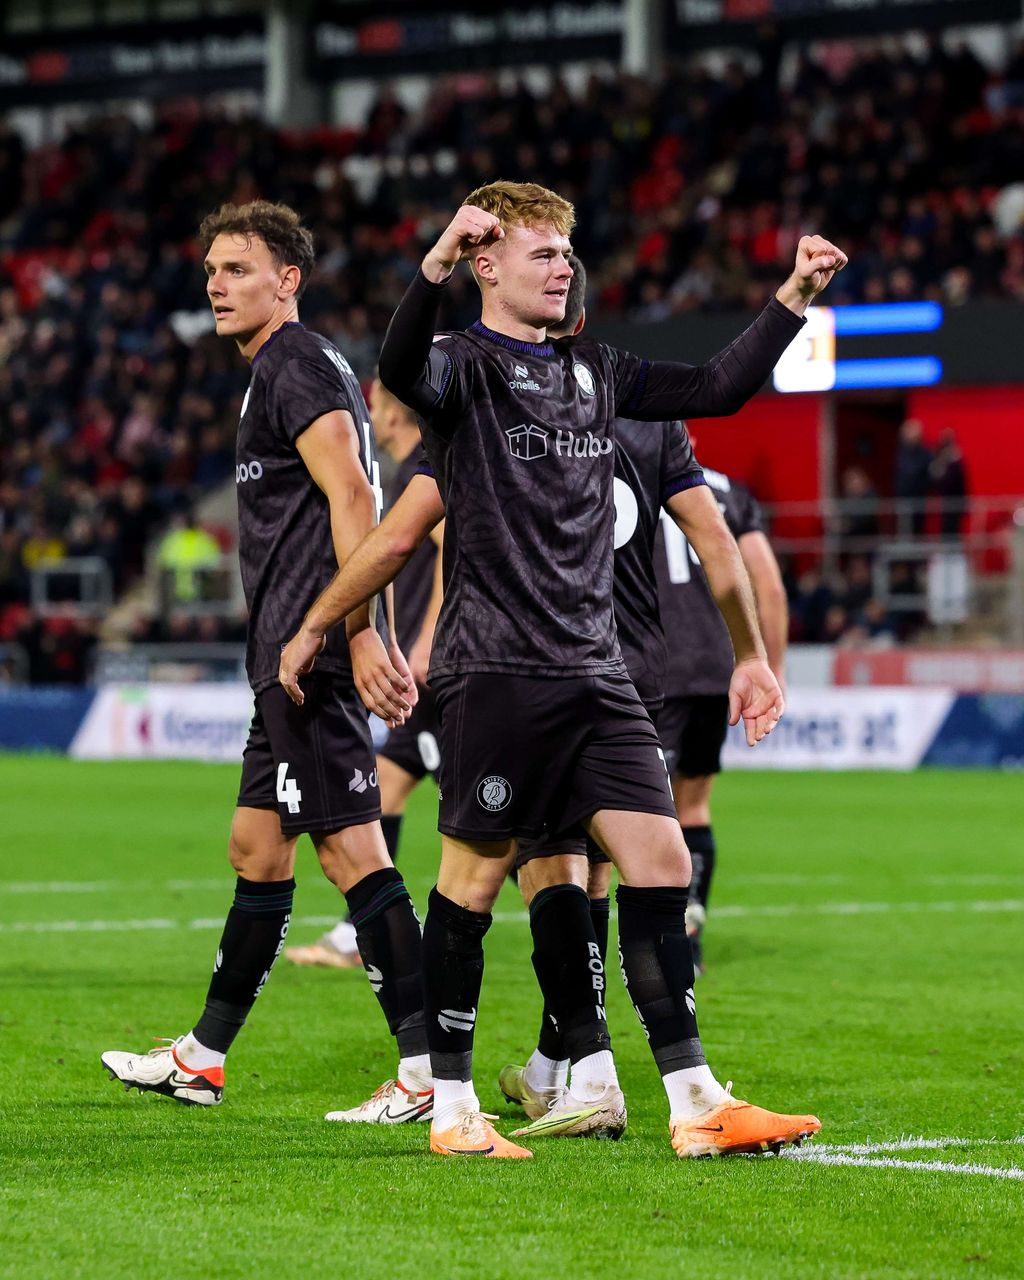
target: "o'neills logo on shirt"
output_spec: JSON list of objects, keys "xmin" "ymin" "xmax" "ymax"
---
[{"xmin": 506, "ymin": 424, "xmax": 611, "ymax": 462}]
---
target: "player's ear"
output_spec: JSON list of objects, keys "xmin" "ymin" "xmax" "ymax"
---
[
  {"xmin": 474, "ymin": 250, "xmax": 499, "ymax": 287},
  {"xmin": 573, "ymin": 307, "xmax": 586, "ymax": 336},
  {"xmin": 279, "ymin": 264, "xmax": 302, "ymax": 301}
]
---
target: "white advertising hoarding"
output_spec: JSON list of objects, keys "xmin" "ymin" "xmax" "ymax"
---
[
  {"xmin": 70, "ymin": 684, "xmax": 255, "ymax": 763},
  {"xmin": 721, "ymin": 687, "xmax": 955, "ymax": 771}
]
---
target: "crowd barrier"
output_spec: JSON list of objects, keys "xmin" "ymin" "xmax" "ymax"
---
[{"xmin": 1, "ymin": 683, "xmax": 1022, "ymax": 771}]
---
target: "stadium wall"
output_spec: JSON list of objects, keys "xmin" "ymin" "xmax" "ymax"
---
[{"xmin": 1, "ymin": 684, "xmax": 1021, "ymax": 771}]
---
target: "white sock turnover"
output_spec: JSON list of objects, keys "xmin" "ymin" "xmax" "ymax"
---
[
  {"xmin": 570, "ymin": 1050, "xmax": 619, "ymax": 1102},
  {"xmin": 431, "ymin": 1078, "xmax": 479, "ymax": 1130},
  {"xmin": 398, "ymin": 1055, "xmax": 433, "ymax": 1093},
  {"xmin": 175, "ymin": 1031, "xmax": 225, "ymax": 1072},
  {"xmin": 524, "ymin": 1049, "xmax": 568, "ymax": 1095},
  {"xmin": 663, "ymin": 1063, "xmax": 731, "ymax": 1120}
]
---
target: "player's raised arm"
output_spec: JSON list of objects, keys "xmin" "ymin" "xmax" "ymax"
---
[
  {"xmin": 613, "ymin": 234, "xmax": 848, "ymax": 422},
  {"xmin": 377, "ymin": 205, "xmax": 502, "ymax": 417},
  {"xmin": 279, "ymin": 474, "xmax": 445, "ymax": 712},
  {"xmin": 665, "ymin": 484, "xmax": 783, "ymax": 747}
]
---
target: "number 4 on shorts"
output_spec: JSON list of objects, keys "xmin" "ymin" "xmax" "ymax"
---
[{"xmin": 276, "ymin": 763, "xmax": 302, "ymax": 814}]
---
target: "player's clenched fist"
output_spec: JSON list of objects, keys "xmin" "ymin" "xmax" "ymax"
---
[
  {"xmin": 776, "ymin": 234, "xmax": 849, "ymax": 313},
  {"xmin": 423, "ymin": 205, "xmax": 504, "ymax": 283}
]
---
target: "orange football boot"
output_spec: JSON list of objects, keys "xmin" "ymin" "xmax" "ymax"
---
[
  {"xmin": 670, "ymin": 1086, "xmax": 821, "ymax": 1158},
  {"xmin": 430, "ymin": 1111, "xmax": 533, "ymax": 1159}
]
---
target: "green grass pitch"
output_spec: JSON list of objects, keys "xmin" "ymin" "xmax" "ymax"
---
[{"xmin": 1, "ymin": 757, "xmax": 1022, "ymax": 1280}]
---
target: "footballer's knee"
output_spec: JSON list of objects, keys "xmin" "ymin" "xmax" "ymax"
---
[
  {"xmin": 518, "ymin": 854, "xmax": 588, "ymax": 907},
  {"xmin": 313, "ymin": 820, "xmax": 390, "ymax": 894},
  {"xmin": 587, "ymin": 860, "xmax": 613, "ymax": 900},
  {"xmin": 437, "ymin": 836, "xmax": 515, "ymax": 914},
  {"xmin": 228, "ymin": 807, "xmax": 296, "ymax": 881}
]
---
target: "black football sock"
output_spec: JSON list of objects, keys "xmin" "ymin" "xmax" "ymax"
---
[
  {"xmin": 530, "ymin": 884, "xmax": 612, "ymax": 1067},
  {"xmin": 589, "ymin": 895, "xmax": 611, "ymax": 965},
  {"xmin": 535, "ymin": 893, "xmax": 612, "ymax": 1061},
  {"xmin": 616, "ymin": 884, "xmax": 706, "ymax": 1075},
  {"xmin": 682, "ymin": 825, "xmax": 716, "ymax": 913},
  {"xmin": 193, "ymin": 876, "xmax": 295, "ymax": 1054},
  {"xmin": 421, "ymin": 887, "xmax": 490, "ymax": 1082},
  {"xmin": 380, "ymin": 813, "xmax": 403, "ymax": 863},
  {"xmin": 345, "ymin": 867, "xmax": 426, "ymax": 1058}
]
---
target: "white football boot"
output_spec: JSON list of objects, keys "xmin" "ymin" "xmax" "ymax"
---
[
  {"xmin": 325, "ymin": 1078, "xmax": 433, "ymax": 1124},
  {"xmin": 101, "ymin": 1038, "xmax": 224, "ymax": 1106}
]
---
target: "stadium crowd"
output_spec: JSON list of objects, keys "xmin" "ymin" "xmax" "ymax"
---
[{"xmin": 2, "ymin": 33, "xmax": 1016, "ymax": 680}]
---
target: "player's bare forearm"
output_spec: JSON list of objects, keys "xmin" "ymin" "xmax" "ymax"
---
[
  {"xmin": 667, "ymin": 487, "xmax": 765, "ymax": 664},
  {"xmin": 303, "ymin": 526, "xmax": 414, "ymax": 640},
  {"xmin": 739, "ymin": 530, "xmax": 789, "ymax": 684}
]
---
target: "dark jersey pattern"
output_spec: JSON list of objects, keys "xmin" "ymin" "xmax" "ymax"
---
[
  {"xmin": 387, "ymin": 446, "xmax": 438, "ymax": 654},
  {"xmin": 236, "ymin": 322, "xmax": 385, "ymax": 693},
  {"xmin": 655, "ymin": 467, "xmax": 765, "ymax": 697},
  {"xmin": 378, "ymin": 270, "xmax": 802, "ymax": 681},
  {"xmin": 611, "ymin": 419, "xmax": 703, "ymax": 709}
]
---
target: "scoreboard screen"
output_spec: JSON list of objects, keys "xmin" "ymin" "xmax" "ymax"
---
[{"xmin": 773, "ymin": 302, "xmax": 944, "ymax": 393}]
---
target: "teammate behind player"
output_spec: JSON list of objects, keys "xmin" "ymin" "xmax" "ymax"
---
[
  {"xmin": 656, "ymin": 461, "xmax": 788, "ymax": 973},
  {"xmin": 284, "ymin": 182, "xmax": 845, "ymax": 1158},
  {"xmin": 285, "ymin": 379, "xmax": 445, "ymax": 977},
  {"xmin": 500, "ymin": 258, "xmax": 782, "ymax": 1132},
  {"xmin": 101, "ymin": 201, "xmax": 432, "ymax": 1121}
]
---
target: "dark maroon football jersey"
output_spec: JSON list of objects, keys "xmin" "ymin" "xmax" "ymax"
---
[
  {"xmin": 655, "ymin": 468, "xmax": 765, "ymax": 696},
  {"xmin": 379, "ymin": 271, "xmax": 801, "ymax": 680},
  {"xmin": 235, "ymin": 322, "xmax": 385, "ymax": 693}
]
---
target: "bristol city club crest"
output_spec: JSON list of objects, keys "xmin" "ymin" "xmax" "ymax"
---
[
  {"xmin": 477, "ymin": 775, "xmax": 512, "ymax": 811},
  {"xmin": 572, "ymin": 363, "xmax": 596, "ymax": 396}
]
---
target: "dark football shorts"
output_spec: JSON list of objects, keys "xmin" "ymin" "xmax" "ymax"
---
[
  {"xmin": 237, "ymin": 673, "xmax": 381, "ymax": 836},
  {"xmin": 514, "ymin": 692, "xmax": 666, "ymax": 870},
  {"xmin": 377, "ymin": 683, "xmax": 441, "ymax": 781},
  {"xmin": 432, "ymin": 672, "xmax": 675, "ymax": 843},
  {"xmin": 656, "ymin": 694, "xmax": 731, "ymax": 778}
]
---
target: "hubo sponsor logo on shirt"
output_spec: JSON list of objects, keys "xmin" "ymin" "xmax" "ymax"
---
[
  {"xmin": 236, "ymin": 459, "xmax": 264, "ymax": 483},
  {"xmin": 506, "ymin": 423, "xmax": 611, "ymax": 462},
  {"xmin": 509, "ymin": 362, "xmax": 541, "ymax": 392}
]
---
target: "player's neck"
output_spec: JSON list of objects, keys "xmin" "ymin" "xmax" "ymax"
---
[
  {"xmin": 387, "ymin": 430, "xmax": 421, "ymax": 465},
  {"xmin": 237, "ymin": 305, "xmax": 301, "ymax": 363},
  {"xmin": 479, "ymin": 300, "xmax": 548, "ymax": 346}
]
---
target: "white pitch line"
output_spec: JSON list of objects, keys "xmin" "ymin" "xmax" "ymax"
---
[
  {"xmin": 4, "ymin": 898, "xmax": 1024, "ymax": 935},
  {"xmin": 815, "ymin": 1137, "xmax": 1024, "ymax": 1155},
  {"xmin": 5, "ymin": 874, "xmax": 1024, "ymax": 896},
  {"xmin": 0, "ymin": 915, "xmax": 343, "ymax": 936},
  {"xmin": 782, "ymin": 1148, "xmax": 1024, "ymax": 1181}
]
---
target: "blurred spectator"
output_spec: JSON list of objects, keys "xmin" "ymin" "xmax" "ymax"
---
[
  {"xmin": 838, "ymin": 467, "xmax": 881, "ymax": 540},
  {"xmin": 930, "ymin": 429, "xmax": 969, "ymax": 537},
  {"xmin": 893, "ymin": 419, "xmax": 933, "ymax": 535},
  {"xmin": 156, "ymin": 507, "xmax": 223, "ymax": 603}
]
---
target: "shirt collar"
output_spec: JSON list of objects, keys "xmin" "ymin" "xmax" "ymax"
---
[{"xmin": 468, "ymin": 319, "xmax": 555, "ymax": 357}]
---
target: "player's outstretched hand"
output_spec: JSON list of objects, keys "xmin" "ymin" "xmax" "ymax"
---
[
  {"xmin": 728, "ymin": 657, "xmax": 785, "ymax": 748},
  {"xmin": 423, "ymin": 205, "xmax": 504, "ymax": 282},
  {"xmin": 777, "ymin": 235, "xmax": 849, "ymax": 310},
  {"xmin": 279, "ymin": 626, "xmax": 326, "ymax": 707},
  {"xmin": 349, "ymin": 628, "xmax": 415, "ymax": 728}
]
